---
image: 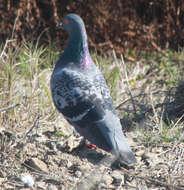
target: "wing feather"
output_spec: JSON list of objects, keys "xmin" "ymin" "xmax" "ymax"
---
[{"xmin": 51, "ymin": 68, "xmax": 107, "ymax": 124}]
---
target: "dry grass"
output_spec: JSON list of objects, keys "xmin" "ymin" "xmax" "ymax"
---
[{"xmin": 0, "ymin": 40, "xmax": 184, "ymax": 189}]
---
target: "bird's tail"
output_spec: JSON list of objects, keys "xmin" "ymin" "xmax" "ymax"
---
[
  {"xmin": 112, "ymin": 129, "xmax": 137, "ymax": 166},
  {"xmin": 97, "ymin": 111, "xmax": 137, "ymax": 166}
]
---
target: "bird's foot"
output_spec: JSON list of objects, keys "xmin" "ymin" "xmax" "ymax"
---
[
  {"xmin": 72, "ymin": 139, "xmax": 97, "ymax": 153},
  {"xmin": 87, "ymin": 143, "xmax": 97, "ymax": 149}
]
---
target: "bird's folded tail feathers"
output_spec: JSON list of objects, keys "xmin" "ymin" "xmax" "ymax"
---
[{"xmin": 96, "ymin": 110, "xmax": 137, "ymax": 166}]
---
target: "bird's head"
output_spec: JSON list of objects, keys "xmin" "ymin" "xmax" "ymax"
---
[
  {"xmin": 57, "ymin": 13, "xmax": 85, "ymax": 35},
  {"xmin": 57, "ymin": 13, "xmax": 89, "ymax": 60}
]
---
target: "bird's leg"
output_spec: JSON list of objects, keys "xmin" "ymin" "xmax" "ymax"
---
[
  {"xmin": 87, "ymin": 143, "xmax": 97, "ymax": 149},
  {"xmin": 72, "ymin": 138, "xmax": 97, "ymax": 152},
  {"xmin": 83, "ymin": 139, "xmax": 97, "ymax": 149}
]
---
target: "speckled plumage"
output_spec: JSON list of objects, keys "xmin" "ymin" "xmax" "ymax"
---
[{"xmin": 50, "ymin": 13, "xmax": 136, "ymax": 165}]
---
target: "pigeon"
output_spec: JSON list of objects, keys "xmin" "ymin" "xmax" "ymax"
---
[{"xmin": 50, "ymin": 13, "xmax": 137, "ymax": 166}]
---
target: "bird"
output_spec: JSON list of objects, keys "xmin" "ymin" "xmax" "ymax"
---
[{"xmin": 50, "ymin": 13, "xmax": 137, "ymax": 166}]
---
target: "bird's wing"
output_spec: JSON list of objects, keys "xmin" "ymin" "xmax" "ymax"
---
[
  {"xmin": 93, "ymin": 72, "xmax": 117, "ymax": 115},
  {"xmin": 51, "ymin": 68, "xmax": 109, "ymax": 124}
]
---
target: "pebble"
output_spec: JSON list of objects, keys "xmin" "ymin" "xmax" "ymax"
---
[
  {"xmin": 102, "ymin": 174, "xmax": 113, "ymax": 186},
  {"xmin": 21, "ymin": 173, "xmax": 34, "ymax": 187},
  {"xmin": 136, "ymin": 149, "xmax": 145, "ymax": 157},
  {"xmin": 48, "ymin": 184, "xmax": 58, "ymax": 190},
  {"xmin": 111, "ymin": 171, "xmax": 124, "ymax": 186},
  {"xmin": 24, "ymin": 143, "xmax": 38, "ymax": 157},
  {"xmin": 24, "ymin": 157, "xmax": 49, "ymax": 173},
  {"xmin": 59, "ymin": 159, "xmax": 72, "ymax": 168},
  {"xmin": 37, "ymin": 181, "xmax": 46, "ymax": 189},
  {"xmin": 45, "ymin": 141, "xmax": 55, "ymax": 150},
  {"xmin": 56, "ymin": 142, "xmax": 64, "ymax": 151},
  {"xmin": 75, "ymin": 171, "xmax": 82, "ymax": 178}
]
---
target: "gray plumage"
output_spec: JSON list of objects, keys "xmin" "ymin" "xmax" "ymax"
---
[{"xmin": 50, "ymin": 13, "xmax": 136, "ymax": 165}]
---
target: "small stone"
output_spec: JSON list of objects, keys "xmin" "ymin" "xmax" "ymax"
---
[
  {"xmin": 24, "ymin": 157, "xmax": 48, "ymax": 173},
  {"xmin": 48, "ymin": 184, "xmax": 58, "ymax": 190},
  {"xmin": 68, "ymin": 177, "xmax": 76, "ymax": 183},
  {"xmin": 136, "ymin": 156, "xmax": 142, "ymax": 162},
  {"xmin": 111, "ymin": 171, "xmax": 124, "ymax": 186},
  {"xmin": 47, "ymin": 150, "xmax": 57, "ymax": 156},
  {"xmin": 113, "ymin": 178, "xmax": 122, "ymax": 186},
  {"xmin": 45, "ymin": 141, "xmax": 54, "ymax": 150},
  {"xmin": 21, "ymin": 173, "xmax": 34, "ymax": 187},
  {"xmin": 0, "ymin": 127, "xmax": 5, "ymax": 133},
  {"xmin": 66, "ymin": 160, "xmax": 73, "ymax": 168},
  {"xmin": 56, "ymin": 142, "xmax": 64, "ymax": 151},
  {"xmin": 75, "ymin": 171, "xmax": 82, "ymax": 178},
  {"xmin": 80, "ymin": 164, "xmax": 91, "ymax": 172},
  {"xmin": 80, "ymin": 165, "xmax": 92, "ymax": 178},
  {"xmin": 59, "ymin": 159, "xmax": 67, "ymax": 167},
  {"xmin": 35, "ymin": 135, "xmax": 48, "ymax": 144},
  {"xmin": 111, "ymin": 171, "xmax": 122, "ymax": 179},
  {"xmin": 2, "ymin": 183, "xmax": 14, "ymax": 189},
  {"xmin": 32, "ymin": 132, "xmax": 43, "ymax": 138},
  {"xmin": 0, "ymin": 170, "xmax": 5, "ymax": 178},
  {"xmin": 143, "ymin": 152, "xmax": 159, "ymax": 162},
  {"xmin": 37, "ymin": 181, "xmax": 46, "ymax": 189},
  {"xmin": 59, "ymin": 159, "xmax": 72, "ymax": 168},
  {"xmin": 136, "ymin": 149, "xmax": 145, "ymax": 157},
  {"xmin": 151, "ymin": 146, "xmax": 163, "ymax": 153},
  {"xmin": 0, "ymin": 177, "xmax": 7, "ymax": 183},
  {"xmin": 43, "ymin": 126, "xmax": 56, "ymax": 138},
  {"xmin": 102, "ymin": 174, "xmax": 113, "ymax": 186},
  {"xmin": 64, "ymin": 137, "xmax": 80, "ymax": 152},
  {"xmin": 44, "ymin": 178, "xmax": 61, "ymax": 185},
  {"xmin": 24, "ymin": 143, "xmax": 38, "ymax": 157},
  {"xmin": 69, "ymin": 163, "xmax": 80, "ymax": 173}
]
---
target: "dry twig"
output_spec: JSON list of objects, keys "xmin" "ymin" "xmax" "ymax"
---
[{"xmin": 0, "ymin": 103, "xmax": 20, "ymax": 112}]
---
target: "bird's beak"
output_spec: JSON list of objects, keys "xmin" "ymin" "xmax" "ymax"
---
[{"xmin": 56, "ymin": 22, "xmax": 63, "ymax": 30}]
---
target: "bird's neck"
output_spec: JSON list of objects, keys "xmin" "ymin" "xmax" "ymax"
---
[{"xmin": 64, "ymin": 30, "xmax": 90, "ymax": 63}]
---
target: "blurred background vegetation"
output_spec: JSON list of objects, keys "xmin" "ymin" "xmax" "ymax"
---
[
  {"xmin": 0, "ymin": 2, "xmax": 184, "ymax": 189},
  {"xmin": 0, "ymin": 0, "xmax": 184, "ymax": 55}
]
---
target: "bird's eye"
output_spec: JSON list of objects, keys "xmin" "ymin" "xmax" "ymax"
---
[{"xmin": 63, "ymin": 19, "xmax": 70, "ymax": 24}]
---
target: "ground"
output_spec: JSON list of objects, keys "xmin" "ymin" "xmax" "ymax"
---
[{"xmin": 0, "ymin": 42, "xmax": 184, "ymax": 189}]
